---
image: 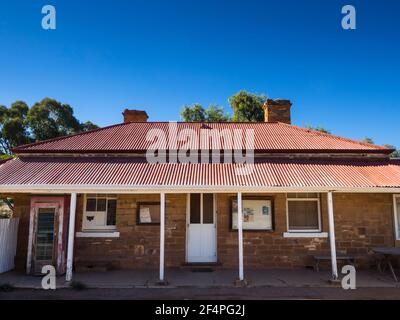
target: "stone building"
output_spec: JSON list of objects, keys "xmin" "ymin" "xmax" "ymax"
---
[{"xmin": 1, "ymin": 99, "xmax": 400, "ymax": 282}]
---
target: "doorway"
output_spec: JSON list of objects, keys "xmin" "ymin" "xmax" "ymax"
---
[{"xmin": 186, "ymin": 193, "xmax": 217, "ymax": 263}]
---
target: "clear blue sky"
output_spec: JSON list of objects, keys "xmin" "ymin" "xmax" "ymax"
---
[{"xmin": 1, "ymin": 0, "xmax": 399, "ymax": 146}]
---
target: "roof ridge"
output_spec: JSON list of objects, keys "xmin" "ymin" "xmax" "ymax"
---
[
  {"xmin": 12, "ymin": 120, "xmax": 393, "ymax": 154},
  {"xmin": 276, "ymin": 122, "xmax": 390, "ymax": 151},
  {"xmin": 10, "ymin": 121, "xmax": 289, "ymax": 152}
]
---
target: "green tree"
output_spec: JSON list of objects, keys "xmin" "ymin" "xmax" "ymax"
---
[
  {"xmin": 181, "ymin": 104, "xmax": 230, "ymax": 122},
  {"xmin": 229, "ymin": 91, "xmax": 267, "ymax": 122},
  {"xmin": 0, "ymin": 98, "xmax": 98, "ymax": 154},
  {"xmin": 383, "ymin": 144, "xmax": 400, "ymax": 158},
  {"xmin": 204, "ymin": 105, "xmax": 230, "ymax": 122},
  {"xmin": 362, "ymin": 137, "xmax": 375, "ymax": 144},
  {"xmin": 181, "ymin": 104, "xmax": 206, "ymax": 122},
  {"xmin": 0, "ymin": 101, "xmax": 31, "ymax": 155},
  {"xmin": 306, "ymin": 126, "xmax": 331, "ymax": 134},
  {"xmin": 27, "ymin": 98, "xmax": 81, "ymax": 141},
  {"xmin": 80, "ymin": 121, "xmax": 99, "ymax": 132}
]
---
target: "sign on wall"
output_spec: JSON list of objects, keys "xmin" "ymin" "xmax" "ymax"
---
[{"xmin": 232, "ymin": 198, "xmax": 273, "ymax": 230}]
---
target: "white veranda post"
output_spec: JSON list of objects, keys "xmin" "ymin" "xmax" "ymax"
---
[
  {"xmin": 327, "ymin": 191, "xmax": 338, "ymax": 280},
  {"xmin": 66, "ymin": 192, "xmax": 77, "ymax": 282},
  {"xmin": 237, "ymin": 192, "xmax": 244, "ymax": 281},
  {"xmin": 159, "ymin": 192, "xmax": 165, "ymax": 282}
]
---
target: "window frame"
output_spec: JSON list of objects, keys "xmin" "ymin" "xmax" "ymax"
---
[
  {"xmin": 393, "ymin": 194, "xmax": 400, "ymax": 240},
  {"xmin": 82, "ymin": 194, "xmax": 117, "ymax": 231},
  {"xmin": 286, "ymin": 194, "xmax": 322, "ymax": 233},
  {"xmin": 136, "ymin": 201, "xmax": 161, "ymax": 225},
  {"xmin": 187, "ymin": 193, "xmax": 216, "ymax": 225},
  {"xmin": 230, "ymin": 196, "xmax": 275, "ymax": 232}
]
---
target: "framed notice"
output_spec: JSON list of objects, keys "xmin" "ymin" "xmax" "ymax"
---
[
  {"xmin": 137, "ymin": 202, "xmax": 161, "ymax": 225},
  {"xmin": 231, "ymin": 196, "xmax": 274, "ymax": 231}
]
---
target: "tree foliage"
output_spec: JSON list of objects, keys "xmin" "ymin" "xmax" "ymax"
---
[
  {"xmin": 27, "ymin": 98, "xmax": 82, "ymax": 141},
  {"xmin": 306, "ymin": 126, "xmax": 331, "ymax": 134},
  {"xmin": 0, "ymin": 101, "xmax": 30, "ymax": 154},
  {"xmin": 204, "ymin": 105, "xmax": 230, "ymax": 122},
  {"xmin": 181, "ymin": 104, "xmax": 206, "ymax": 122},
  {"xmin": 362, "ymin": 137, "xmax": 375, "ymax": 144},
  {"xmin": 181, "ymin": 104, "xmax": 230, "ymax": 122},
  {"xmin": 383, "ymin": 144, "xmax": 400, "ymax": 158},
  {"xmin": 229, "ymin": 91, "xmax": 267, "ymax": 122},
  {"xmin": 362, "ymin": 139, "xmax": 399, "ymax": 158},
  {"xmin": 0, "ymin": 98, "xmax": 98, "ymax": 155},
  {"xmin": 181, "ymin": 91, "xmax": 267, "ymax": 123},
  {"xmin": 80, "ymin": 121, "xmax": 99, "ymax": 132}
]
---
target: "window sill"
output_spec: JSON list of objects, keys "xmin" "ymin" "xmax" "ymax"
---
[
  {"xmin": 76, "ymin": 231, "xmax": 120, "ymax": 238},
  {"xmin": 283, "ymin": 232, "xmax": 328, "ymax": 238}
]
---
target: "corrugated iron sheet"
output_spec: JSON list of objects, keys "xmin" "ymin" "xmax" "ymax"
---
[
  {"xmin": 13, "ymin": 122, "xmax": 389, "ymax": 153},
  {"xmin": 1, "ymin": 157, "xmax": 400, "ymax": 188}
]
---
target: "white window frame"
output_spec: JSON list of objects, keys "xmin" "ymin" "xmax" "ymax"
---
[
  {"xmin": 286, "ymin": 194, "xmax": 322, "ymax": 233},
  {"xmin": 393, "ymin": 195, "xmax": 400, "ymax": 240},
  {"xmin": 82, "ymin": 194, "xmax": 117, "ymax": 231}
]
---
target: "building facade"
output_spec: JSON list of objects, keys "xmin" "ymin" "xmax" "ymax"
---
[{"xmin": 1, "ymin": 99, "xmax": 400, "ymax": 282}]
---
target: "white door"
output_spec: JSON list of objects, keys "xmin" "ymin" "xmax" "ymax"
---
[{"xmin": 187, "ymin": 193, "xmax": 217, "ymax": 263}]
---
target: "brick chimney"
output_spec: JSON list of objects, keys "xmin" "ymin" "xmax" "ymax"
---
[
  {"xmin": 122, "ymin": 109, "xmax": 149, "ymax": 123},
  {"xmin": 263, "ymin": 99, "xmax": 292, "ymax": 124}
]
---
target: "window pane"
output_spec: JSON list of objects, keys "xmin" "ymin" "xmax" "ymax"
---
[
  {"xmin": 96, "ymin": 198, "xmax": 107, "ymax": 211},
  {"xmin": 36, "ymin": 209, "xmax": 55, "ymax": 261},
  {"xmin": 288, "ymin": 200, "xmax": 319, "ymax": 230},
  {"xmin": 149, "ymin": 204, "xmax": 160, "ymax": 223},
  {"xmin": 190, "ymin": 194, "xmax": 201, "ymax": 224},
  {"xmin": 203, "ymin": 194, "xmax": 214, "ymax": 224},
  {"xmin": 84, "ymin": 212, "xmax": 106, "ymax": 228},
  {"xmin": 86, "ymin": 198, "xmax": 96, "ymax": 211},
  {"xmin": 106, "ymin": 199, "xmax": 117, "ymax": 226}
]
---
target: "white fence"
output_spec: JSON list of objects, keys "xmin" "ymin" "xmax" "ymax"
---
[{"xmin": 0, "ymin": 218, "xmax": 19, "ymax": 273}]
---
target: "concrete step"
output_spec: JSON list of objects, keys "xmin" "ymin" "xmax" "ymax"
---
[{"xmin": 180, "ymin": 262, "xmax": 222, "ymax": 272}]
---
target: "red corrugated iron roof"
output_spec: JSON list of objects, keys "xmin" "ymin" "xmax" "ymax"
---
[
  {"xmin": 1, "ymin": 157, "xmax": 399, "ymax": 189},
  {"xmin": 12, "ymin": 122, "xmax": 391, "ymax": 154}
]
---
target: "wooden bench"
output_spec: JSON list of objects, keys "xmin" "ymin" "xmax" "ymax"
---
[{"xmin": 313, "ymin": 255, "xmax": 355, "ymax": 272}]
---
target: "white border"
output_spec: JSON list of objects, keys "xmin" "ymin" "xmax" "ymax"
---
[
  {"xmin": 283, "ymin": 232, "xmax": 328, "ymax": 238},
  {"xmin": 76, "ymin": 231, "xmax": 120, "ymax": 238}
]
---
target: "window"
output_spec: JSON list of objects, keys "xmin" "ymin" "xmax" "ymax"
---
[
  {"xmin": 286, "ymin": 193, "xmax": 321, "ymax": 232},
  {"xmin": 394, "ymin": 195, "xmax": 400, "ymax": 240},
  {"xmin": 231, "ymin": 197, "xmax": 273, "ymax": 231},
  {"xmin": 137, "ymin": 202, "xmax": 161, "ymax": 224},
  {"xmin": 0, "ymin": 197, "xmax": 13, "ymax": 218},
  {"xmin": 190, "ymin": 194, "xmax": 201, "ymax": 224},
  {"xmin": 83, "ymin": 195, "xmax": 117, "ymax": 230},
  {"xmin": 189, "ymin": 194, "xmax": 214, "ymax": 224}
]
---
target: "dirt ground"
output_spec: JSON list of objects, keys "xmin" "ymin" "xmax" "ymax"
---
[{"xmin": 0, "ymin": 286, "xmax": 400, "ymax": 300}]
